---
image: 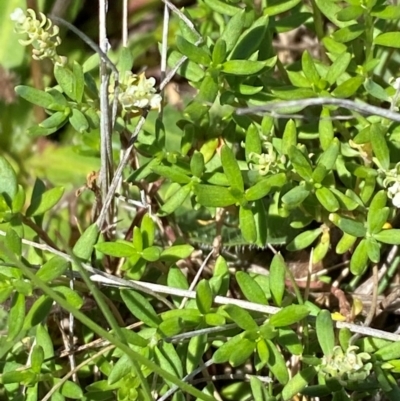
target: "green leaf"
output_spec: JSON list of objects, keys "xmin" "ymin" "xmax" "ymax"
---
[
  {"xmin": 230, "ymin": 14, "xmax": 269, "ymax": 60},
  {"xmin": 224, "ymin": 304, "xmax": 259, "ymax": 331},
  {"xmin": 141, "ymin": 213, "xmax": 156, "ymax": 248},
  {"xmin": 325, "ymin": 52, "xmax": 352, "ymax": 86},
  {"xmin": 332, "ymin": 76, "xmax": 364, "ymax": 98},
  {"xmin": 60, "ymin": 380, "xmax": 84, "ymax": 399},
  {"xmin": 36, "ymin": 256, "xmax": 70, "ymax": 283},
  {"xmin": 374, "ymin": 229, "xmax": 400, "ymax": 245},
  {"xmin": 375, "ymin": 32, "xmax": 400, "ymax": 48},
  {"xmin": 26, "ymin": 186, "xmax": 64, "ymax": 217},
  {"xmin": 0, "ymin": 156, "xmax": 18, "ymax": 210},
  {"xmin": 69, "ymin": 108, "xmax": 89, "ymax": 133},
  {"xmin": 160, "ymin": 184, "xmax": 192, "ymax": 215},
  {"xmin": 245, "ymin": 173, "xmax": 287, "ymax": 201},
  {"xmin": 167, "ymin": 49, "xmax": 205, "ymax": 82},
  {"xmin": 120, "ymin": 289, "xmax": 161, "ymax": 328},
  {"xmin": 53, "ymin": 286, "xmax": 83, "ymax": 309},
  {"xmin": 108, "ymin": 353, "xmax": 132, "ymax": 385},
  {"xmin": 314, "ymin": 138, "xmax": 340, "ymax": 182},
  {"xmin": 245, "ymin": 125, "xmax": 261, "ymax": 161},
  {"xmin": 288, "ymin": 146, "xmax": 313, "ymax": 181},
  {"xmin": 203, "ymin": 0, "xmax": 242, "ymax": 16},
  {"xmin": 30, "ymin": 344, "xmax": 44, "ymax": 373},
  {"xmin": 95, "ymin": 241, "xmax": 137, "ymax": 258},
  {"xmin": 141, "ymin": 246, "xmax": 161, "ymax": 262},
  {"xmin": 266, "ymin": 339, "xmax": 289, "ymax": 384},
  {"xmin": 375, "ymin": 341, "xmax": 400, "ymax": 361},
  {"xmin": 371, "ymin": 5, "xmax": 400, "ymax": 19},
  {"xmin": 269, "ymin": 253, "xmax": 286, "ymax": 306},
  {"xmin": 229, "ymin": 338, "xmax": 255, "ymax": 367},
  {"xmin": 221, "ymin": 60, "xmax": 270, "ymax": 75},
  {"xmin": 316, "ymin": 187, "xmax": 340, "ymax": 212},
  {"xmin": 336, "ymin": 232, "xmax": 357, "ymax": 254},
  {"xmin": 336, "ymin": 5, "xmax": 364, "ymax": 21},
  {"xmin": 302, "ymin": 51, "xmax": 320, "ymax": 85},
  {"xmin": 316, "ymin": 310, "xmax": 335, "ymax": 357},
  {"xmin": 269, "ymin": 305, "xmax": 310, "ymax": 327},
  {"xmin": 364, "ymin": 79, "xmax": 390, "ymax": 102},
  {"xmin": 6, "ymin": 291, "xmax": 25, "ymax": 342},
  {"xmin": 213, "ymin": 334, "xmax": 242, "ymax": 363},
  {"xmin": 39, "ymin": 111, "xmax": 69, "ymax": 129},
  {"xmin": 281, "ymin": 185, "xmax": 310, "ymax": 208},
  {"xmin": 196, "ymin": 279, "xmax": 213, "ymax": 314},
  {"xmin": 15, "ymin": 85, "xmax": 56, "ymax": 109},
  {"xmin": 153, "ymin": 165, "xmax": 191, "ymax": 184},
  {"xmin": 220, "ymin": 10, "xmax": 246, "ymax": 53},
  {"xmin": 118, "ymin": 46, "xmax": 134, "ymax": 72},
  {"xmin": 54, "ymin": 64, "xmax": 76, "ymax": 101},
  {"xmin": 278, "ymin": 328, "xmax": 303, "ymax": 355},
  {"xmin": 73, "ymin": 223, "xmax": 99, "ymax": 260},
  {"xmin": 368, "ymin": 191, "xmax": 389, "ymax": 234},
  {"xmin": 23, "ymin": 295, "xmax": 53, "ymax": 330},
  {"xmin": 5, "ymin": 227, "xmax": 21, "ymax": 256},
  {"xmin": 195, "ymin": 184, "xmax": 237, "ymax": 207},
  {"xmin": 265, "ymin": 0, "xmax": 301, "ymax": 15},
  {"xmin": 221, "ymin": 145, "xmax": 244, "ymax": 192},
  {"xmin": 239, "ymin": 205, "xmax": 256, "ymax": 243},
  {"xmin": 250, "ymin": 376, "xmax": 270, "ymax": 401},
  {"xmin": 282, "ymin": 367, "xmax": 317, "ymax": 401},
  {"xmin": 287, "ymin": 228, "xmax": 322, "ymax": 251},
  {"xmin": 187, "ymin": 334, "xmax": 207, "ymax": 374},
  {"xmin": 366, "ymin": 237, "xmax": 380, "ymax": 263},
  {"xmin": 176, "ymin": 36, "xmax": 211, "ymax": 65},
  {"xmin": 329, "ymin": 214, "xmax": 367, "ymax": 238},
  {"xmin": 370, "ymin": 123, "xmax": 390, "ymax": 170},
  {"xmin": 282, "ymin": 120, "xmax": 297, "ymax": 155},
  {"xmin": 198, "ymin": 74, "xmax": 219, "ymax": 104},
  {"xmin": 190, "ymin": 151, "xmax": 205, "ymax": 178},
  {"xmin": 236, "ymin": 271, "xmax": 267, "ymax": 305},
  {"xmin": 329, "ymin": 188, "xmax": 359, "ymax": 211},
  {"xmin": 160, "ymin": 244, "xmax": 194, "ymax": 262},
  {"xmin": 350, "ymin": 239, "xmax": 369, "ymax": 275},
  {"xmin": 72, "ymin": 62, "xmax": 84, "ymax": 103},
  {"xmin": 212, "ymin": 38, "xmax": 227, "ymax": 65},
  {"xmin": 332, "ymin": 24, "xmax": 365, "ymax": 43}
]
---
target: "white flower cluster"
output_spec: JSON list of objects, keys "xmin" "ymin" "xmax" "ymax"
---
[
  {"xmin": 113, "ymin": 71, "xmax": 162, "ymax": 114},
  {"xmin": 319, "ymin": 345, "xmax": 372, "ymax": 386},
  {"xmin": 384, "ymin": 163, "xmax": 400, "ymax": 208},
  {"xmin": 248, "ymin": 143, "xmax": 280, "ymax": 176},
  {"xmin": 11, "ymin": 8, "xmax": 66, "ymax": 66}
]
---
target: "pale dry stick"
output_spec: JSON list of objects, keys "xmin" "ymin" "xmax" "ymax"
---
[
  {"xmin": 42, "ymin": 343, "xmax": 115, "ymax": 401},
  {"xmin": 159, "ymin": 1, "xmax": 169, "ymax": 118},
  {"xmin": 96, "ymin": 114, "xmax": 147, "ymax": 230},
  {"xmin": 122, "ymin": 0, "xmax": 128, "ymax": 47},
  {"xmin": 158, "ymin": 359, "xmax": 214, "ymax": 401},
  {"xmin": 355, "ymin": 245, "xmax": 398, "ymax": 295},
  {"xmin": 236, "ymin": 97, "xmax": 400, "ymax": 123},
  {"xmin": 0, "ymin": 229, "xmax": 174, "ymax": 309},
  {"xmin": 98, "ymin": 0, "xmax": 114, "ymax": 227},
  {"xmin": 115, "ymin": 0, "xmax": 129, "ymax": 217},
  {"xmin": 179, "ymin": 249, "xmax": 214, "ymax": 309},
  {"xmin": 54, "ymin": 314, "xmax": 78, "ymax": 383},
  {"xmin": 161, "ymin": 0, "xmax": 201, "ymax": 37},
  {"xmin": 3, "ymin": 231, "xmax": 400, "ymax": 342}
]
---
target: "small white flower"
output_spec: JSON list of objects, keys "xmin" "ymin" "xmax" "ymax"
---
[
  {"xmin": 114, "ymin": 72, "xmax": 161, "ymax": 113},
  {"xmin": 10, "ymin": 8, "xmax": 26, "ymax": 24},
  {"xmin": 391, "ymin": 77, "xmax": 400, "ymax": 91}
]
